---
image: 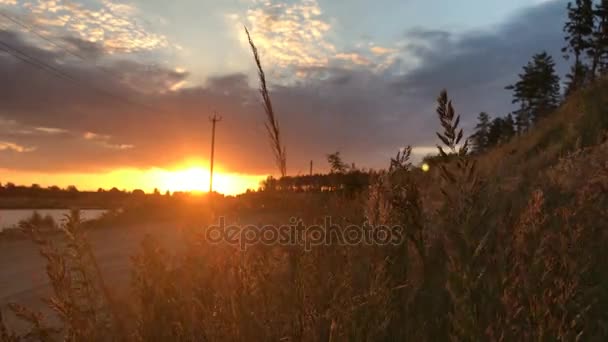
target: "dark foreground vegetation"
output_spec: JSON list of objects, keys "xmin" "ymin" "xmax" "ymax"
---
[
  {"xmin": 2, "ymin": 1, "xmax": 608, "ymax": 340},
  {"xmin": 1, "ymin": 79, "xmax": 607, "ymax": 340}
]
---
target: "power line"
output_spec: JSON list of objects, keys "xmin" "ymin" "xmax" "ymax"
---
[
  {"xmin": 1, "ymin": 12, "xmax": 90, "ymax": 61},
  {"xmin": 0, "ymin": 41, "xmax": 78, "ymax": 83},
  {"xmin": 0, "ymin": 35, "xmax": 168, "ymax": 115},
  {"xmin": 0, "ymin": 11, "xmax": 120, "ymax": 80},
  {"xmin": 0, "ymin": 12, "xmax": 174, "ymax": 116},
  {"xmin": 0, "ymin": 38, "xmax": 134, "ymax": 108}
]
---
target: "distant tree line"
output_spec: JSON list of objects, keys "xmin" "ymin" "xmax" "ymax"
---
[
  {"xmin": 260, "ymin": 152, "xmax": 372, "ymax": 194},
  {"xmin": 0, "ymin": 182, "xmax": 175, "ymax": 209},
  {"xmin": 471, "ymin": 0, "xmax": 608, "ymax": 154},
  {"xmin": 260, "ymin": 171, "xmax": 371, "ymax": 193}
]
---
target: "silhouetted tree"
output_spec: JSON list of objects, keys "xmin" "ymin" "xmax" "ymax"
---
[
  {"xmin": 507, "ymin": 52, "xmax": 561, "ymax": 131},
  {"xmin": 531, "ymin": 52, "xmax": 561, "ymax": 122},
  {"xmin": 565, "ymin": 61, "xmax": 590, "ymax": 96},
  {"xmin": 486, "ymin": 118, "xmax": 512, "ymax": 147},
  {"xmin": 327, "ymin": 152, "xmax": 348, "ymax": 174},
  {"xmin": 507, "ymin": 62, "xmax": 535, "ymax": 133},
  {"xmin": 472, "ymin": 113, "xmax": 515, "ymax": 150},
  {"xmin": 472, "ymin": 112, "xmax": 491, "ymax": 153},
  {"xmin": 503, "ymin": 114, "xmax": 516, "ymax": 141},
  {"xmin": 132, "ymin": 189, "xmax": 145, "ymax": 197},
  {"xmin": 261, "ymin": 176, "xmax": 278, "ymax": 191},
  {"xmin": 563, "ymin": 0, "xmax": 594, "ymax": 86},
  {"xmin": 591, "ymin": 0, "xmax": 608, "ymax": 75}
]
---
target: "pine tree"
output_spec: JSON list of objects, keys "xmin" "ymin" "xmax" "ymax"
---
[
  {"xmin": 592, "ymin": 0, "xmax": 608, "ymax": 75},
  {"xmin": 481, "ymin": 115, "xmax": 516, "ymax": 148},
  {"xmin": 565, "ymin": 60, "xmax": 589, "ymax": 96},
  {"xmin": 512, "ymin": 107, "xmax": 530, "ymax": 134},
  {"xmin": 472, "ymin": 112, "xmax": 491, "ymax": 153},
  {"xmin": 530, "ymin": 52, "xmax": 561, "ymax": 122},
  {"xmin": 502, "ymin": 114, "xmax": 516, "ymax": 141},
  {"xmin": 507, "ymin": 52, "xmax": 561, "ymax": 131},
  {"xmin": 506, "ymin": 61, "xmax": 534, "ymax": 133},
  {"xmin": 488, "ymin": 118, "xmax": 502, "ymax": 146},
  {"xmin": 563, "ymin": 0, "xmax": 594, "ymax": 86}
]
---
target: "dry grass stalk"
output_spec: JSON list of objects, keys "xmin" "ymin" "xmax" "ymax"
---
[{"xmin": 244, "ymin": 26, "xmax": 287, "ymax": 177}]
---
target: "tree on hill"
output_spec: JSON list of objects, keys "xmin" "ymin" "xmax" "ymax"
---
[
  {"xmin": 512, "ymin": 108, "xmax": 530, "ymax": 134},
  {"xmin": 487, "ymin": 118, "xmax": 504, "ymax": 147},
  {"xmin": 530, "ymin": 52, "xmax": 561, "ymax": 122},
  {"xmin": 565, "ymin": 61, "xmax": 590, "ymax": 96},
  {"xmin": 507, "ymin": 60, "xmax": 535, "ymax": 133},
  {"xmin": 486, "ymin": 117, "xmax": 516, "ymax": 147},
  {"xmin": 472, "ymin": 112, "xmax": 491, "ymax": 153},
  {"xmin": 507, "ymin": 52, "xmax": 561, "ymax": 132},
  {"xmin": 563, "ymin": 0, "xmax": 594, "ymax": 87},
  {"xmin": 591, "ymin": 0, "xmax": 608, "ymax": 75},
  {"xmin": 503, "ymin": 114, "xmax": 516, "ymax": 140}
]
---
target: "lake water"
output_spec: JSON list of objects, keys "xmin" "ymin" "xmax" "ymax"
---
[{"xmin": 0, "ymin": 209, "xmax": 107, "ymax": 230}]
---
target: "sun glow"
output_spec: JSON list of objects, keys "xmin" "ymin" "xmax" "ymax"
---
[
  {"xmin": 156, "ymin": 166, "xmax": 265, "ymax": 195},
  {"xmin": 160, "ymin": 167, "xmax": 210, "ymax": 193},
  {"xmin": 0, "ymin": 164, "xmax": 267, "ymax": 196},
  {"xmin": 155, "ymin": 161, "xmax": 266, "ymax": 195}
]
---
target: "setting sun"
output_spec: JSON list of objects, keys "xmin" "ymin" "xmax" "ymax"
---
[
  {"xmin": 156, "ymin": 166, "xmax": 264, "ymax": 195},
  {"xmin": 160, "ymin": 167, "xmax": 209, "ymax": 193}
]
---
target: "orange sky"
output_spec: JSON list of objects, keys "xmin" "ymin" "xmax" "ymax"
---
[{"xmin": 0, "ymin": 159, "xmax": 267, "ymax": 195}]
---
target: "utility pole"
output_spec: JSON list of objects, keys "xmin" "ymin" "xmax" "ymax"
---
[
  {"xmin": 309, "ymin": 160, "xmax": 313, "ymax": 176},
  {"xmin": 209, "ymin": 112, "xmax": 222, "ymax": 193}
]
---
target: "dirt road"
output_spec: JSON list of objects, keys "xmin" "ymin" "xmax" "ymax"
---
[{"xmin": 0, "ymin": 223, "xmax": 186, "ymax": 329}]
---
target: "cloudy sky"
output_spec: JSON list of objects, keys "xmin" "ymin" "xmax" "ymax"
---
[{"xmin": 0, "ymin": 0, "xmax": 569, "ymax": 193}]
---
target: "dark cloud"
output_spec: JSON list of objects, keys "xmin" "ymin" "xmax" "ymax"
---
[
  {"xmin": 109, "ymin": 59, "xmax": 189, "ymax": 94},
  {"xmin": 393, "ymin": 0, "xmax": 568, "ymax": 133},
  {"xmin": 405, "ymin": 27, "xmax": 451, "ymax": 47},
  {"xmin": 60, "ymin": 36, "xmax": 106, "ymax": 60},
  {"xmin": 0, "ymin": 0, "xmax": 569, "ymax": 176}
]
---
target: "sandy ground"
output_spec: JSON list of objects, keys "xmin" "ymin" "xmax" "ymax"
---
[{"xmin": 0, "ymin": 223, "xmax": 186, "ymax": 330}]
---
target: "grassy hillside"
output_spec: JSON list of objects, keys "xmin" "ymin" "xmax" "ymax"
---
[
  {"xmin": 480, "ymin": 77, "xmax": 608, "ymax": 179},
  {"xmin": 477, "ymin": 77, "xmax": 608, "ymax": 229}
]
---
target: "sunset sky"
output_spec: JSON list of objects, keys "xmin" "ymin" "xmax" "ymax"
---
[{"xmin": 0, "ymin": 0, "xmax": 568, "ymax": 194}]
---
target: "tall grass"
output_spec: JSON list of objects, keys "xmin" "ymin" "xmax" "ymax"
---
[{"xmin": 244, "ymin": 26, "xmax": 287, "ymax": 177}]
